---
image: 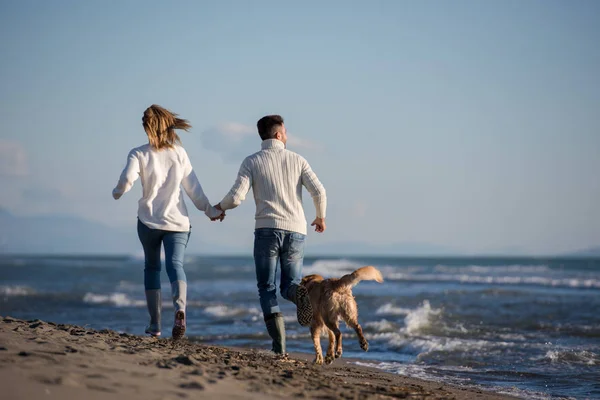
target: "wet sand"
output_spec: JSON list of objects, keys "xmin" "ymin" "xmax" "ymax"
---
[{"xmin": 0, "ymin": 316, "xmax": 515, "ymax": 399}]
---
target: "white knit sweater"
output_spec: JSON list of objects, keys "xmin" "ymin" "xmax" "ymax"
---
[
  {"xmin": 219, "ymin": 139, "xmax": 327, "ymax": 235},
  {"xmin": 112, "ymin": 144, "xmax": 222, "ymax": 232}
]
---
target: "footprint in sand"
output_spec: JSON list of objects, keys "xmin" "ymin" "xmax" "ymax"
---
[
  {"xmin": 33, "ymin": 374, "xmax": 81, "ymax": 387},
  {"xmin": 179, "ymin": 381, "xmax": 205, "ymax": 390}
]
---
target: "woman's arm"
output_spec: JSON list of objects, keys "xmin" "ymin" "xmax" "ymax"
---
[
  {"xmin": 180, "ymin": 149, "xmax": 223, "ymax": 219},
  {"xmin": 112, "ymin": 150, "xmax": 140, "ymax": 199}
]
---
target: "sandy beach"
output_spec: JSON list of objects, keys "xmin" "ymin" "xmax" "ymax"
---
[{"xmin": 0, "ymin": 316, "xmax": 518, "ymax": 400}]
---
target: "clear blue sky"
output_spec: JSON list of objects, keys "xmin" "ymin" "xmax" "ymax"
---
[{"xmin": 1, "ymin": 0, "xmax": 599, "ymax": 254}]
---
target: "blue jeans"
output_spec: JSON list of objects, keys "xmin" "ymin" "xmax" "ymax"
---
[
  {"xmin": 137, "ymin": 219, "xmax": 190, "ymax": 290},
  {"xmin": 254, "ymin": 228, "xmax": 306, "ymax": 316}
]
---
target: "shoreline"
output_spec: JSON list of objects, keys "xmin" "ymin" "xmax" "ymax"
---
[{"xmin": 1, "ymin": 316, "xmax": 516, "ymax": 399}]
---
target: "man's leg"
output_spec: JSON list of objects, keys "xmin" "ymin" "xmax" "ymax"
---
[
  {"xmin": 137, "ymin": 219, "xmax": 163, "ymax": 336},
  {"xmin": 163, "ymin": 229, "xmax": 190, "ymax": 340},
  {"xmin": 280, "ymin": 231, "xmax": 313, "ymax": 326},
  {"xmin": 254, "ymin": 228, "xmax": 285, "ymax": 353}
]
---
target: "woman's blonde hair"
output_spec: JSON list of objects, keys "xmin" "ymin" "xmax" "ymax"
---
[{"xmin": 142, "ymin": 104, "xmax": 191, "ymax": 149}]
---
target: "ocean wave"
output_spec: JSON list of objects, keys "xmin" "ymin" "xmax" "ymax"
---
[
  {"xmin": 356, "ymin": 361, "xmax": 553, "ymax": 400},
  {"xmin": 411, "ymin": 337, "xmax": 498, "ymax": 357},
  {"xmin": 0, "ymin": 285, "xmax": 36, "ymax": 296},
  {"xmin": 36, "ymin": 257, "xmax": 131, "ymax": 269},
  {"xmin": 82, "ymin": 292, "xmax": 145, "ymax": 307},
  {"xmin": 370, "ymin": 301, "xmax": 444, "ymax": 336},
  {"xmin": 404, "ymin": 300, "xmax": 442, "ymax": 335},
  {"xmin": 492, "ymin": 385, "xmax": 557, "ymax": 400},
  {"xmin": 433, "ymin": 264, "xmax": 551, "ymax": 274},
  {"xmin": 544, "ymin": 350, "xmax": 598, "ymax": 366},
  {"xmin": 302, "ymin": 259, "xmax": 364, "ymax": 277},
  {"xmin": 496, "ymin": 333, "xmax": 528, "ymax": 342},
  {"xmin": 203, "ymin": 304, "xmax": 261, "ymax": 318},
  {"xmin": 364, "ymin": 319, "xmax": 396, "ymax": 332},
  {"xmin": 385, "ymin": 272, "xmax": 600, "ymax": 289},
  {"xmin": 283, "ymin": 314, "xmax": 298, "ymax": 323},
  {"xmin": 379, "ymin": 333, "xmax": 514, "ymax": 360},
  {"xmin": 353, "ymin": 361, "xmax": 471, "ymax": 385},
  {"xmin": 116, "ymin": 281, "xmax": 143, "ymax": 291},
  {"xmin": 375, "ymin": 303, "xmax": 413, "ymax": 316}
]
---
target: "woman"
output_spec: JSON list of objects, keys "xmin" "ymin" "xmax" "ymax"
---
[{"xmin": 112, "ymin": 104, "xmax": 223, "ymax": 340}]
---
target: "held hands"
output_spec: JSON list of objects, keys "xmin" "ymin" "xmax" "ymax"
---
[
  {"xmin": 210, "ymin": 203, "xmax": 225, "ymax": 222},
  {"xmin": 311, "ymin": 217, "xmax": 326, "ymax": 233}
]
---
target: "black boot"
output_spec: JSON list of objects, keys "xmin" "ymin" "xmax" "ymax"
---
[
  {"xmin": 144, "ymin": 289, "xmax": 161, "ymax": 336},
  {"xmin": 264, "ymin": 312, "xmax": 286, "ymax": 354}
]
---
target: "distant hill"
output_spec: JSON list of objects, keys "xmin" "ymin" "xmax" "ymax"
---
[
  {"xmin": 566, "ymin": 246, "xmax": 600, "ymax": 257},
  {"xmin": 0, "ymin": 208, "xmax": 460, "ymax": 256},
  {"xmin": 0, "ymin": 208, "xmax": 234, "ymax": 255},
  {"xmin": 3, "ymin": 207, "xmax": 595, "ymax": 257}
]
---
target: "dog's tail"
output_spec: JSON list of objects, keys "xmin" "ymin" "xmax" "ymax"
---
[{"xmin": 335, "ymin": 266, "xmax": 384, "ymax": 289}]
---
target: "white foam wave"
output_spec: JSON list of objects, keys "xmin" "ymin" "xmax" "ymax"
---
[
  {"xmin": 283, "ymin": 314, "xmax": 298, "ymax": 323},
  {"xmin": 412, "ymin": 337, "xmax": 496, "ymax": 356},
  {"xmin": 83, "ymin": 292, "xmax": 145, "ymax": 307},
  {"xmin": 365, "ymin": 319, "xmax": 396, "ymax": 332},
  {"xmin": 356, "ymin": 361, "xmax": 549, "ymax": 400},
  {"xmin": 379, "ymin": 333, "xmax": 513, "ymax": 359},
  {"xmin": 434, "ymin": 264, "xmax": 551, "ymax": 274},
  {"xmin": 493, "ymin": 386, "xmax": 554, "ymax": 400},
  {"xmin": 302, "ymin": 259, "xmax": 363, "ymax": 278},
  {"xmin": 203, "ymin": 304, "xmax": 261, "ymax": 318},
  {"xmin": 353, "ymin": 361, "xmax": 470, "ymax": 384},
  {"xmin": 354, "ymin": 361, "xmax": 436, "ymax": 380},
  {"xmin": 386, "ymin": 272, "xmax": 600, "ymax": 289},
  {"xmin": 545, "ymin": 350, "xmax": 598, "ymax": 366},
  {"xmin": 404, "ymin": 300, "xmax": 442, "ymax": 335},
  {"xmin": 497, "ymin": 333, "xmax": 527, "ymax": 341},
  {"xmin": 0, "ymin": 285, "xmax": 36, "ymax": 296},
  {"xmin": 375, "ymin": 303, "xmax": 412, "ymax": 316},
  {"xmin": 116, "ymin": 281, "xmax": 143, "ymax": 291}
]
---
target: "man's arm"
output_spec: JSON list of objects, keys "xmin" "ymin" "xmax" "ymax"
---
[
  {"xmin": 218, "ymin": 158, "xmax": 252, "ymax": 211},
  {"xmin": 300, "ymin": 158, "xmax": 327, "ymax": 232},
  {"xmin": 112, "ymin": 150, "xmax": 140, "ymax": 200}
]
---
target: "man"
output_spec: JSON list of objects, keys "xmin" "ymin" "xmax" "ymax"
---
[{"xmin": 216, "ymin": 115, "xmax": 327, "ymax": 355}]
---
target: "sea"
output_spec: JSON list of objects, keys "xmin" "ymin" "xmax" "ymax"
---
[{"xmin": 1, "ymin": 254, "xmax": 598, "ymax": 399}]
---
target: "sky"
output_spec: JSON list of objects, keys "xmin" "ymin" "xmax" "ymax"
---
[{"xmin": 1, "ymin": 0, "xmax": 599, "ymax": 255}]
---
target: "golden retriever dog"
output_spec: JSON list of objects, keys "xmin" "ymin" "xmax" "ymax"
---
[{"xmin": 301, "ymin": 265, "xmax": 384, "ymax": 365}]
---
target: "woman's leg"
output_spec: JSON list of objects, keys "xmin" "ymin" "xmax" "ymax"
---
[
  {"xmin": 163, "ymin": 229, "xmax": 190, "ymax": 339},
  {"xmin": 137, "ymin": 220, "xmax": 163, "ymax": 335}
]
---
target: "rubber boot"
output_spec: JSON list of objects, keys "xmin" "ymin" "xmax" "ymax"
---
[
  {"xmin": 171, "ymin": 280, "xmax": 187, "ymax": 340},
  {"xmin": 144, "ymin": 289, "xmax": 161, "ymax": 336},
  {"xmin": 265, "ymin": 312, "xmax": 286, "ymax": 354}
]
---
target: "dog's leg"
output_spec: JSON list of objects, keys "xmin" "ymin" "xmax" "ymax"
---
[
  {"xmin": 347, "ymin": 318, "xmax": 368, "ymax": 351},
  {"xmin": 324, "ymin": 329, "xmax": 336, "ymax": 364},
  {"xmin": 335, "ymin": 327, "xmax": 343, "ymax": 358},
  {"xmin": 341, "ymin": 298, "xmax": 368, "ymax": 352},
  {"xmin": 324, "ymin": 319, "xmax": 343, "ymax": 360},
  {"xmin": 311, "ymin": 324, "xmax": 324, "ymax": 365}
]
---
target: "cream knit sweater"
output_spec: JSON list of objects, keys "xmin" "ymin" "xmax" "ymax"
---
[
  {"xmin": 219, "ymin": 139, "xmax": 326, "ymax": 235},
  {"xmin": 113, "ymin": 144, "xmax": 222, "ymax": 232}
]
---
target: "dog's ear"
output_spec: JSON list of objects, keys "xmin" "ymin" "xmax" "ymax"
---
[
  {"xmin": 301, "ymin": 274, "xmax": 318, "ymax": 285},
  {"xmin": 302, "ymin": 274, "xmax": 324, "ymax": 290}
]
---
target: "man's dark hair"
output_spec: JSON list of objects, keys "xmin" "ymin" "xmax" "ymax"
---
[{"xmin": 257, "ymin": 115, "xmax": 284, "ymax": 140}]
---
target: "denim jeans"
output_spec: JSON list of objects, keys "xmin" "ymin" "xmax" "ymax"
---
[
  {"xmin": 254, "ymin": 228, "xmax": 306, "ymax": 316},
  {"xmin": 137, "ymin": 219, "xmax": 190, "ymax": 290}
]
